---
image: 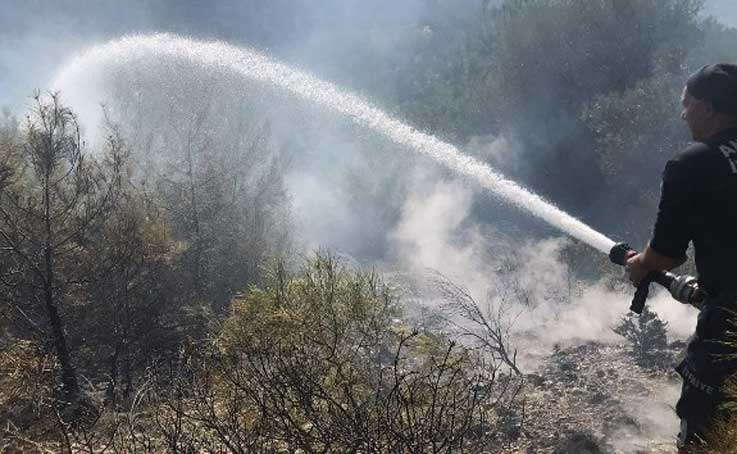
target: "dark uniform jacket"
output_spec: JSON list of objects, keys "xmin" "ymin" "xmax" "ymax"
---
[
  {"xmin": 652, "ymin": 127, "xmax": 737, "ymax": 425},
  {"xmin": 652, "ymin": 127, "xmax": 737, "ymax": 297}
]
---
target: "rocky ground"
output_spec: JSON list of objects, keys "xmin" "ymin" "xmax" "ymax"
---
[{"xmin": 493, "ymin": 342, "xmax": 685, "ymax": 454}]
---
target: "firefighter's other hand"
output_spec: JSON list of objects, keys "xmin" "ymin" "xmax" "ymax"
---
[{"xmin": 625, "ymin": 252, "xmax": 649, "ymax": 286}]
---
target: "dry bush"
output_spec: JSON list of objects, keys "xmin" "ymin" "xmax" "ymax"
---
[
  {"xmin": 2, "ymin": 254, "xmax": 523, "ymax": 453},
  {"xmin": 0, "ymin": 339, "xmax": 57, "ymax": 452},
  {"xmin": 429, "ymin": 271, "xmax": 522, "ymax": 376},
  {"xmin": 139, "ymin": 254, "xmax": 522, "ymax": 453}
]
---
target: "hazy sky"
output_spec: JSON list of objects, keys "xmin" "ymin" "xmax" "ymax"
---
[
  {"xmin": 0, "ymin": 0, "xmax": 434, "ymax": 109},
  {"xmin": 1, "ymin": 0, "xmax": 736, "ymax": 112},
  {"xmin": 706, "ymin": 0, "xmax": 737, "ymax": 26}
]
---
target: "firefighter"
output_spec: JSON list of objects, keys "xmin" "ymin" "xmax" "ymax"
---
[{"xmin": 625, "ymin": 64, "xmax": 737, "ymax": 450}]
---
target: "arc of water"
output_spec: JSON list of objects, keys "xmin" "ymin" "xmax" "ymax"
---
[{"xmin": 52, "ymin": 33, "xmax": 616, "ymax": 254}]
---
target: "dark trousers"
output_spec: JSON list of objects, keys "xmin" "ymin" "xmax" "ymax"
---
[
  {"xmin": 676, "ymin": 382, "xmax": 718, "ymax": 449},
  {"xmin": 675, "ymin": 299, "xmax": 737, "ymax": 450}
]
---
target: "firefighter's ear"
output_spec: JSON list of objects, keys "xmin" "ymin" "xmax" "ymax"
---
[{"xmin": 702, "ymin": 100, "xmax": 717, "ymax": 118}]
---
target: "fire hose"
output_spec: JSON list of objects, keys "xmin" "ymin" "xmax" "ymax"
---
[{"xmin": 609, "ymin": 243, "xmax": 706, "ymax": 314}]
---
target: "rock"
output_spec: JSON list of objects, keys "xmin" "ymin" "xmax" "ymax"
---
[
  {"xmin": 589, "ymin": 391, "xmax": 608, "ymax": 404},
  {"xmin": 553, "ymin": 432, "xmax": 605, "ymax": 454},
  {"xmin": 526, "ymin": 373, "xmax": 546, "ymax": 387}
]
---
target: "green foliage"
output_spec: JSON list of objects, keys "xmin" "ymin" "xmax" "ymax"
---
[
  {"xmin": 0, "ymin": 97, "xmax": 184, "ymax": 414},
  {"xmin": 221, "ymin": 252, "xmax": 400, "ymax": 356},
  {"xmin": 0, "ymin": 94, "xmax": 125, "ymax": 400},
  {"xmin": 73, "ymin": 189, "xmax": 188, "ymax": 405},
  {"xmin": 581, "ymin": 73, "xmax": 688, "ymax": 235},
  {"xmin": 583, "ymin": 74, "xmax": 686, "ymax": 183},
  {"xmin": 613, "ymin": 305, "xmax": 670, "ymax": 368},
  {"xmin": 403, "ymin": 0, "xmax": 708, "ymax": 226},
  {"xmin": 0, "ymin": 255, "xmax": 516, "ymax": 452},
  {"xmin": 479, "ymin": 0, "xmax": 702, "ymax": 127}
]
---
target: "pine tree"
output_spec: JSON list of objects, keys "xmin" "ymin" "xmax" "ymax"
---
[
  {"xmin": 0, "ymin": 94, "xmax": 123, "ymax": 402},
  {"xmin": 614, "ymin": 305, "xmax": 669, "ymax": 368}
]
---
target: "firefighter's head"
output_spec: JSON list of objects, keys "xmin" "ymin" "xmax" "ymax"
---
[{"xmin": 682, "ymin": 64, "xmax": 737, "ymax": 141}]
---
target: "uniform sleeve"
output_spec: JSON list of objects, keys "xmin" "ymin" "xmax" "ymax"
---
[{"xmin": 650, "ymin": 159, "xmax": 693, "ymax": 259}]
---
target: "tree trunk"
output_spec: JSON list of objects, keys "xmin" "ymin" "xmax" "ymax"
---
[
  {"xmin": 43, "ymin": 273, "xmax": 79, "ymax": 401},
  {"xmin": 44, "ymin": 175, "xmax": 79, "ymax": 401},
  {"xmin": 107, "ymin": 342, "xmax": 121, "ymax": 407}
]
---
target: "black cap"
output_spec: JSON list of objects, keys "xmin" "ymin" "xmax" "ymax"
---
[{"xmin": 686, "ymin": 64, "xmax": 737, "ymax": 116}]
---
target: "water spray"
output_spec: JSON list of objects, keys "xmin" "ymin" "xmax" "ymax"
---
[
  {"xmin": 51, "ymin": 33, "xmax": 615, "ymax": 254},
  {"xmin": 51, "ymin": 34, "xmax": 702, "ymax": 313}
]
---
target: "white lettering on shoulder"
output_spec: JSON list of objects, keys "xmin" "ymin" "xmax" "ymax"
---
[{"xmin": 719, "ymin": 141, "xmax": 737, "ymax": 174}]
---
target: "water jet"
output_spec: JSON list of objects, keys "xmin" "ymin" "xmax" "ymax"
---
[{"xmin": 52, "ymin": 33, "xmax": 616, "ymax": 254}]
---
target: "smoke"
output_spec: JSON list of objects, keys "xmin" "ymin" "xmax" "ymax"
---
[
  {"xmin": 9, "ymin": 0, "xmax": 705, "ymax": 374},
  {"xmin": 390, "ymin": 162, "xmax": 698, "ymax": 363},
  {"xmin": 390, "ymin": 170, "xmax": 491, "ymax": 296},
  {"xmin": 612, "ymin": 382, "xmax": 682, "ymax": 453},
  {"xmin": 1, "ymin": 0, "xmax": 481, "ymax": 260},
  {"xmin": 3, "ymin": 3, "xmax": 717, "ymax": 447},
  {"xmin": 465, "ymin": 135, "xmax": 527, "ymax": 180},
  {"xmin": 388, "ymin": 165, "xmax": 695, "ymax": 449},
  {"xmin": 285, "ymin": 134, "xmax": 403, "ymax": 258}
]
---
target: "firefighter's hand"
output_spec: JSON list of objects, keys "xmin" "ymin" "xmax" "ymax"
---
[{"xmin": 625, "ymin": 252, "xmax": 649, "ymax": 286}]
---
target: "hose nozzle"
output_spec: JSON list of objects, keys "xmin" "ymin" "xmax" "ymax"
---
[
  {"xmin": 608, "ymin": 242, "xmax": 705, "ymax": 313},
  {"xmin": 609, "ymin": 242, "xmax": 634, "ymax": 266}
]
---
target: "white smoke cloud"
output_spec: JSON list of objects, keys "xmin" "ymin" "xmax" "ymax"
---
[
  {"xmin": 465, "ymin": 134, "xmax": 525, "ymax": 176},
  {"xmin": 390, "ymin": 167, "xmax": 502, "ymax": 301},
  {"xmin": 390, "ymin": 167, "xmax": 699, "ymax": 362},
  {"xmin": 611, "ymin": 381, "xmax": 682, "ymax": 453},
  {"xmin": 389, "ymin": 168, "xmax": 698, "ymax": 449}
]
